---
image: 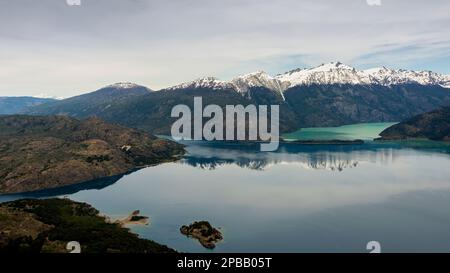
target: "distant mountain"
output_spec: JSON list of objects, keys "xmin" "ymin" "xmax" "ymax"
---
[
  {"xmin": 0, "ymin": 96, "xmax": 56, "ymax": 115},
  {"xmin": 276, "ymin": 62, "xmax": 450, "ymax": 88},
  {"xmin": 167, "ymin": 62, "xmax": 450, "ymax": 93},
  {"xmin": 167, "ymin": 71, "xmax": 288, "ymax": 100},
  {"xmin": 378, "ymin": 105, "xmax": 450, "ymax": 141},
  {"xmin": 0, "ymin": 115, "xmax": 184, "ymax": 193},
  {"xmin": 25, "ymin": 63, "xmax": 450, "ymax": 134},
  {"xmin": 27, "ymin": 80, "xmax": 293, "ymax": 133},
  {"xmin": 26, "ymin": 82, "xmax": 152, "ymax": 118}
]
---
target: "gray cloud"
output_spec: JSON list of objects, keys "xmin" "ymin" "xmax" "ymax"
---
[{"xmin": 1, "ymin": 0, "xmax": 450, "ymax": 97}]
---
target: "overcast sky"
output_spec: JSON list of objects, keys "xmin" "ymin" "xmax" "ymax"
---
[{"xmin": 1, "ymin": 0, "xmax": 450, "ymax": 97}]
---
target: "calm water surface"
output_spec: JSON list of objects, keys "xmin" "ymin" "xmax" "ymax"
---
[
  {"xmin": 2, "ymin": 125, "xmax": 450, "ymax": 253},
  {"xmin": 283, "ymin": 122, "xmax": 398, "ymax": 141}
]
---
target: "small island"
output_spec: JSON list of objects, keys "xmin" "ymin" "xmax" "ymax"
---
[{"xmin": 180, "ymin": 221, "xmax": 223, "ymax": 249}]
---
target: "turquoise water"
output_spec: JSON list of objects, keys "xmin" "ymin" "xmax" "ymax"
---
[
  {"xmin": 2, "ymin": 139, "xmax": 450, "ymax": 253},
  {"xmin": 282, "ymin": 122, "xmax": 398, "ymax": 141}
]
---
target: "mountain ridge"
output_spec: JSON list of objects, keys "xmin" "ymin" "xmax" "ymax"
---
[
  {"xmin": 16, "ymin": 62, "xmax": 450, "ymax": 105},
  {"xmin": 0, "ymin": 96, "xmax": 57, "ymax": 115},
  {"xmin": 25, "ymin": 82, "xmax": 152, "ymax": 118},
  {"xmin": 21, "ymin": 62, "xmax": 450, "ymax": 135},
  {"xmin": 164, "ymin": 62, "xmax": 450, "ymax": 95}
]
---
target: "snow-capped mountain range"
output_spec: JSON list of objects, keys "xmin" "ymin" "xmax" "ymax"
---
[
  {"xmin": 165, "ymin": 62, "xmax": 450, "ymax": 98},
  {"xmin": 277, "ymin": 62, "xmax": 450, "ymax": 88},
  {"xmin": 24, "ymin": 63, "xmax": 450, "ymax": 135}
]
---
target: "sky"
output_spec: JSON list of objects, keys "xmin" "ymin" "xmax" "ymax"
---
[{"xmin": 1, "ymin": 0, "xmax": 450, "ymax": 97}]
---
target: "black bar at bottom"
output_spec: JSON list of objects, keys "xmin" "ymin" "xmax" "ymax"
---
[{"xmin": 1, "ymin": 253, "xmax": 447, "ymax": 272}]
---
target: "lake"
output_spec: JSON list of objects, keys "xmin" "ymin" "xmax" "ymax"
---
[
  {"xmin": 282, "ymin": 122, "xmax": 398, "ymax": 141},
  {"xmin": 2, "ymin": 123, "xmax": 450, "ymax": 253}
]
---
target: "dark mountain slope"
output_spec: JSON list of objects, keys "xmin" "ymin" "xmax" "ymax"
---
[
  {"xmin": 21, "ymin": 86, "xmax": 306, "ymax": 135},
  {"xmin": 378, "ymin": 105, "xmax": 450, "ymax": 141},
  {"xmin": 25, "ymin": 83, "xmax": 450, "ymax": 134},
  {"xmin": 283, "ymin": 84, "xmax": 450, "ymax": 128},
  {"xmin": 0, "ymin": 96, "xmax": 56, "ymax": 115},
  {"xmin": 26, "ymin": 83, "xmax": 151, "ymax": 118},
  {"xmin": 98, "ymin": 87, "xmax": 249, "ymax": 134}
]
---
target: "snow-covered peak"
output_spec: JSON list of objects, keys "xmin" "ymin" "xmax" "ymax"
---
[
  {"xmin": 107, "ymin": 82, "xmax": 142, "ymax": 89},
  {"xmin": 363, "ymin": 68, "xmax": 447, "ymax": 86},
  {"xmin": 362, "ymin": 66, "xmax": 390, "ymax": 75},
  {"xmin": 165, "ymin": 62, "xmax": 450, "ymax": 97},
  {"xmin": 166, "ymin": 72, "xmax": 288, "ymax": 100},
  {"xmin": 166, "ymin": 77, "xmax": 234, "ymax": 91},
  {"xmin": 276, "ymin": 62, "xmax": 368, "ymax": 86},
  {"xmin": 311, "ymin": 61, "xmax": 355, "ymax": 72},
  {"xmin": 443, "ymin": 75, "xmax": 450, "ymax": 88},
  {"xmin": 231, "ymin": 71, "xmax": 289, "ymax": 99},
  {"xmin": 276, "ymin": 62, "xmax": 450, "ymax": 88}
]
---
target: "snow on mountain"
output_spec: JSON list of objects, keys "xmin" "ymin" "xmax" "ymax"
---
[
  {"xmin": 276, "ymin": 62, "xmax": 370, "ymax": 86},
  {"xmin": 276, "ymin": 62, "xmax": 450, "ymax": 88},
  {"xmin": 166, "ymin": 73, "xmax": 287, "ymax": 99},
  {"xmin": 444, "ymin": 75, "xmax": 450, "ymax": 88},
  {"xmin": 166, "ymin": 77, "xmax": 235, "ymax": 91},
  {"xmin": 231, "ymin": 71, "xmax": 289, "ymax": 99},
  {"xmin": 165, "ymin": 62, "xmax": 450, "ymax": 98},
  {"xmin": 107, "ymin": 82, "xmax": 150, "ymax": 90},
  {"xmin": 363, "ymin": 67, "xmax": 450, "ymax": 86}
]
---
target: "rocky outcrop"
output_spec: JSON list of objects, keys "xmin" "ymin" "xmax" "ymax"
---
[{"xmin": 180, "ymin": 221, "xmax": 223, "ymax": 249}]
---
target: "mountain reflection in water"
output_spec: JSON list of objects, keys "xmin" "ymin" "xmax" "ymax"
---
[
  {"xmin": 3, "ymin": 140, "xmax": 450, "ymax": 252},
  {"xmin": 1, "ymin": 140, "xmax": 449, "ymax": 200},
  {"xmin": 180, "ymin": 140, "xmax": 450, "ymax": 171}
]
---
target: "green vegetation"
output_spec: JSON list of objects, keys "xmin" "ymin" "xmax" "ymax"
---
[{"xmin": 0, "ymin": 198, "xmax": 175, "ymax": 253}]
